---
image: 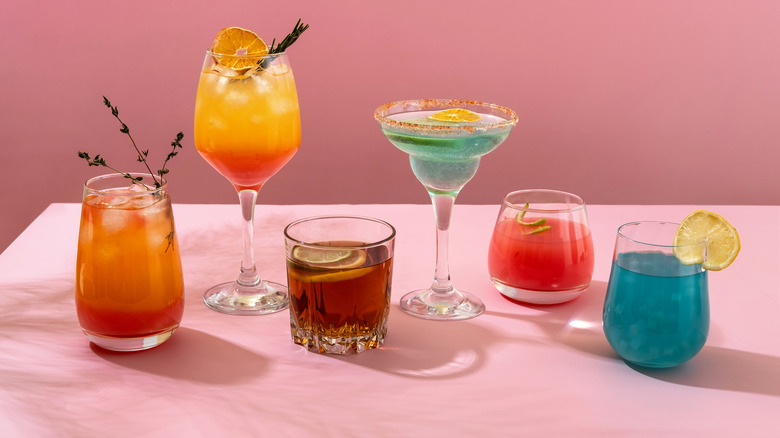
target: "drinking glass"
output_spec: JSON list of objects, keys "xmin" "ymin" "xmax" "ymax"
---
[
  {"xmin": 75, "ymin": 173, "xmax": 184, "ymax": 351},
  {"xmin": 488, "ymin": 189, "xmax": 594, "ymax": 304},
  {"xmin": 603, "ymin": 221, "xmax": 709, "ymax": 368},
  {"xmin": 375, "ymin": 99, "xmax": 517, "ymax": 320},
  {"xmin": 194, "ymin": 50, "xmax": 300, "ymax": 315},
  {"xmin": 284, "ymin": 216, "xmax": 396, "ymax": 354}
]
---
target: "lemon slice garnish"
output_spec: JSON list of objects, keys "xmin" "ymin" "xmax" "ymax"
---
[
  {"xmin": 211, "ymin": 27, "xmax": 269, "ymax": 71},
  {"xmin": 429, "ymin": 108, "xmax": 482, "ymax": 123},
  {"xmin": 291, "ymin": 246, "xmax": 367, "ymax": 270},
  {"xmin": 673, "ymin": 210, "xmax": 740, "ymax": 271}
]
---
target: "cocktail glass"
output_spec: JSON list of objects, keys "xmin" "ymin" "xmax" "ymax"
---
[
  {"xmin": 194, "ymin": 51, "xmax": 300, "ymax": 315},
  {"xmin": 488, "ymin": 189, "xmax": 595, "ymax": 305},
  {"xmin": 374, "ymin": 99, "xmax": 518, "ymax": 320},
  {"xmin": 284, "ymin": 215, "xmax": 396, "ymax": 354},
  {"xmin": 76, "ymin": 173, "xmax": 184, "ymax": 351},
  {"xmin": 603, "ymin": 221, "xmax": 709, "ymax": 368}
]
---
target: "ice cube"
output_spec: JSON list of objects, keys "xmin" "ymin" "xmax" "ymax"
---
[
  {"xmin": 100, "ymin": 208, "xmax": 129, "ymax": 234},
  {"xmin": 102, "ymin": 194, "xmax": 132, "ymax": 208},
  {"xmin": 126, "ymin": 183, "xmax": 149, "ymax": 193},
  {"xmin": 226, "ymin": 87, "xmax": 250, "ymax": 106},
  {"xmin": 212, "ymin": 62, "xmax": 240, "ymax": 78},
  {"xmin": 128, "ymin": 192, "xmax": 158, "ymax": 210},
  {"xmin": 267, "ymin": 63, "xmax": 290, "ymax": 76},
  {"xmin": 250, "ymin": 74, "xmax": 271, "ymax": 94},
  {"xmin": 269, "ymin": 97, "xmax": 298, "ymax": 117}
]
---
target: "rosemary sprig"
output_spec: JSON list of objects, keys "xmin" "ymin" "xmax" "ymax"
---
[
  {"xmin": 78, "ymin": 96, "xmax": 184, "ymax": 188},
  {"xmin": 268, "ymin": 19, "xmax": 309, "ymax": 54}
]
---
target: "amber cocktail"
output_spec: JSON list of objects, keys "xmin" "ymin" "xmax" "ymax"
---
[
  {"xmin": 76, "ymin": 173, "xmax": 184, "ymax": 351},
  {"xmin": 284, "ymin": 216, "xmax": 395, "ymax": 354}
]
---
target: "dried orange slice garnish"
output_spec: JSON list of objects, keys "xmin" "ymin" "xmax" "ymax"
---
[
  {"xmin": 211, "ymin": 27, "xmax": 269, "ymax": 70},
  {"xmin": 429, "ymin": 108, "xmax": 482, "ymax": 123}
]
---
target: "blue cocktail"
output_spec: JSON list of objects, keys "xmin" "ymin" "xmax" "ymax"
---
[{"xmin": 603, "ymin": 221, "xmax": 709, "ymax": 368}]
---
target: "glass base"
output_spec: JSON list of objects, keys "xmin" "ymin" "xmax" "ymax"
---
[
  {"xmin": 203, "ymin": 280, "xmax": 289, "ymax": 315},
  {"xmin": 292, "ymin": 327, "xmax": 386, "ymax": 355},
  {"xmin": 399, "ymin": 288, "xmax": 484, "ymax": 320},
  {"xmin": 492, "ymin": 278, "xmax": 588, "ymax": 305},
  {"xmin": 83, "ymin": 326, "xmax": 178, "ymax": 352}
]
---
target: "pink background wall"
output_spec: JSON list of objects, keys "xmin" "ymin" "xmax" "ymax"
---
[{"xmin": 2, "ymin": 0, "xmax": 779, "ymax": 251}]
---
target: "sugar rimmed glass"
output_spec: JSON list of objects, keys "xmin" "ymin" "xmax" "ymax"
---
[{"xmin": 375, "ymin": 99, "xmax": 517, "ymax": 320}]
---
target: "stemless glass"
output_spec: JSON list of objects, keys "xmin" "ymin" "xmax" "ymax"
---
[
  {"xmin": 284, "ymin": 216, "xmax": 396, "ymax": 354},
  {"xmin": 194, "ymin": 50, "xmax": 300, "ymax": 315},
  {"xmin": 75, "ymin": 173, "xmax": 184, "ymax": 351},
  {"xmin": 603, "ymin": 221, "xmax": 709, "ymax": 368},
  {"xmin": 375, "ymin": 99, "xmax": 517, "ymax": 320},
  {"xmin": 488, "ymin": 189, "xmax": 594, "ymax": 305}
]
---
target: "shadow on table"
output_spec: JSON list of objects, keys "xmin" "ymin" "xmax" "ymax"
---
[
  {"xmin": 485, "ymin": 280, "xmax": 617, "ymax": 360},
  {"xmin": 92, "ymin": 327, "xmax": 269, "ymax": 384},
  {"xmin": 630, "ymin": 346, "xmax": 780, "ymax": 397},
  {"xmin": 483, "ymin": 283, "xmax": 780, "ymax": 397},
  {"xmin": 329, "ymin": 304, "xmax": 505, "ymax": 380},
  {"xmin": 332, "ymin": 281, "xmax": 613, "ymax": 380},
  {"xmin": 488, "ymin": 281, "xmax": 780, "ymax": 397}
]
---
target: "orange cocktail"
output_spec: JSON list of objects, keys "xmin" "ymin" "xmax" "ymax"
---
[
  {"xmin": 75, "ymin": 174, "xmax": 184, "ymax": 351},
  {"xmin": 193, "ymin": 26, "xmax": 303, "ymax": 315},
  {"xmin": 194, "ymin": 53, "xmax": 300, "ymax": 192}
]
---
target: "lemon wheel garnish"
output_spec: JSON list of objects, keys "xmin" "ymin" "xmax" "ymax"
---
[
  {"xmin": 291, "ymin": 246, "xmax": 367, "ymax": 270},
  {"xmin": 211, "ymin": 27, "xmax": 269, "ymax": 70},
  {"xmin": 673, "ymin": 210, "xmax": 740, "ymax": 271},
  {"xmin": 429, "ymin": 108, "xmax": 482, "ymax": 123}
]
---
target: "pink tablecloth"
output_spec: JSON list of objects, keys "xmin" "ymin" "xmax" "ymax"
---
[{"xmin": 1, "ymin": 203, "xmax": 778, "ymax": 436}]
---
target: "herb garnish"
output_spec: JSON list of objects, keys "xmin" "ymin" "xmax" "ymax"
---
[
  {"xmin": 257, "ymin": 19, "xmax": 309, "ymax": 70},
  {"xmin": 78, "ymin": 96, "xmax": 183, "ymax": 188},
  {"xmin": 268, "ymin": 19, "xmax": 309, "ymax": 54}
]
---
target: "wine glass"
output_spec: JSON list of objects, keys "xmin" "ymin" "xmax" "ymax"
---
[
  {"xmin": 194, "ymin": 51, "xmax": 300, "ymax": 315},
  {"xmin": 374, "ymin": 99, "xmax": 517, "ymax": 320}
]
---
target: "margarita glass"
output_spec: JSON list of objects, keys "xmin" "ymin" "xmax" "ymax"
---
[
  {"xmin": 194, "ymin": 51, "xmax": 300, "ymax": 315},
  {"xmin": 374, "ymin": 99, "xmax": 517, "ymax": 320}
]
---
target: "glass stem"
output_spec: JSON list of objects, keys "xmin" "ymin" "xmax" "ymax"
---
[
  {"xmin": 430, "ymin": 192, "xmax": 456, "ymax": 295},
  {"xmin": 237, "ymin": 189, "xmax": 261, "ymax": 288}
]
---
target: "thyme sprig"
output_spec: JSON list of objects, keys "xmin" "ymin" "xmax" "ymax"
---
[
  {"xmin": 78, "ymin": 96, "xmax": 184, "ymax": 188},
  {"xmin": 268, "ymin": 19, "xmax": 309, "ymax": 54}
]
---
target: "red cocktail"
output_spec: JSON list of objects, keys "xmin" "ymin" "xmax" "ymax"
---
[{"xmin": 488, "ymin": 190, "xmax": 594, "ymax": 304}]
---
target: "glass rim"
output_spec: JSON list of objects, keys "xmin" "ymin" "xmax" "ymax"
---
[
  {"xmin": 617, "ymin": 220, "xmax": 705, "ymax": 249},
  {"xmin": 373, "ymin": 98, "xmax": 518, "ymax": 134},
  {"xmin": 84, "ymin": 172, "xmax": 167, "ymax": 195},
  {"xmin": 283, "ymin": 215, "xmax": 397, "ymax": 249},
  {"xmin": 504, "ymin": 189, "xmax": 586, "ymax": 213},
  {"xmin": 204, "ymin": 50, "xmax": 287, "ymax": 59}
]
